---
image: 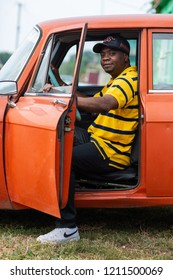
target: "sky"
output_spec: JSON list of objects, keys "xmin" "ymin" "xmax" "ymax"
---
[{"xmin": 0, "ymin": 0, "xmax": 152, "ymax": 53}]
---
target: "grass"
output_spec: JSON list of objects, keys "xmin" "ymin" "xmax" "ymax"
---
[{"xmin": 0, "ymin": 207, "xmax": 173, "ymax": 259}]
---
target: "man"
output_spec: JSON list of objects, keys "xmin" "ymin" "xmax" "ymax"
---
[{"xmin": 37, "ymin": 34, "xmax": 138, "ymax": 243}]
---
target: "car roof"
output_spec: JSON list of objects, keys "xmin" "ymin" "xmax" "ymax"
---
[{"xmin": 37, "ymin": 14, "xmax": 173, "ymax": 31}]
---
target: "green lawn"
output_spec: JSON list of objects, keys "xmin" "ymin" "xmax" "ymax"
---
[{"xmin": 0, "ymin": 207, "xmax": 173, "ymax": 260}]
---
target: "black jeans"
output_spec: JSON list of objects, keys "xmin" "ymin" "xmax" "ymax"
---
[{"xmin": 56, "ymin": 127, "xmax": 116, "ymax": 228}]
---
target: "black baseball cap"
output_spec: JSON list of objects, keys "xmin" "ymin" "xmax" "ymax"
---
[{"xmin": 93, "ymin": 35, "xmax": 130, "ymax": 55}]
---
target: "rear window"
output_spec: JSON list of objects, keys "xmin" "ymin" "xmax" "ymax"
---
[{"xmin": 153, "ymin": 33, "xmax": 173, "ymax": 90}]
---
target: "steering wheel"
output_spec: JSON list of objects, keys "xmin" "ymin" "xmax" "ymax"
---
[{"xmin": 49, "ymin": 67, "xmax": 81, "ymax": 121}]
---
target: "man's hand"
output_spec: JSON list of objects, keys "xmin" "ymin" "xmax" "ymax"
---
[{"xmin": 43, "ymin": 83, "xmax": 53, "ymax": 93}]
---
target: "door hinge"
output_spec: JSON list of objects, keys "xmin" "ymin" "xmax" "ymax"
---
[
  {"xmin": 8, "ymin": 100, "xmax": 16, "ymax": 108},
  {"xmin": 64, "ymin": 127, "xmax": 71, "ymax": 132}
]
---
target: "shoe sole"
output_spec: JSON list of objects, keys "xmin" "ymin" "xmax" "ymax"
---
[{"xmin": 37, "ymin": 235, "xmax": 80, "ymax": 244}]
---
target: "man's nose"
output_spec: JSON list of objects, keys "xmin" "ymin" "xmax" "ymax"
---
[{"xmin": 102, "ymin": 53, "xmax": 110, "ymax": 60}]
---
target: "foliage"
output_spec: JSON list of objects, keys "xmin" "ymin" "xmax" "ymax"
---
[
  {"xmin": 151, "ymin": 0, "xmax": 173, "ymax": 14},
  {"xmin": 60, "ymin": 51, "xmax": 97, "ymax": 76},
  {"xmin": 0, "ymin": 52, "xmax": 12, "ymax": 66}
]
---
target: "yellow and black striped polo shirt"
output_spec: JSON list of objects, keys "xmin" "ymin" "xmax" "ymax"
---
[{"xmin": 88, "ymin": 66, "xmax": 138, "ymax": 170}]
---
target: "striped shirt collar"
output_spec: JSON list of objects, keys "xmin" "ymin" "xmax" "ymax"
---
[{"xmin": 109, "ymin": 66, "xmax": 137, "ymax": 84}]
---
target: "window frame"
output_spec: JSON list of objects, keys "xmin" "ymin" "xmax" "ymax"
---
[{"xmin": 148, "ymin": 29, "xmax": 173, "ymax": 94}]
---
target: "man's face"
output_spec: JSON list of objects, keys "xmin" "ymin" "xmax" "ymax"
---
[{"xmin": 100, "ymin": 47, "xmax": 128, "ymax": 78}]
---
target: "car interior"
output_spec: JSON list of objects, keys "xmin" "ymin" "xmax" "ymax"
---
[{"xmin": 36, "ymin": 29, "xmax": 141, "ymax": 191}]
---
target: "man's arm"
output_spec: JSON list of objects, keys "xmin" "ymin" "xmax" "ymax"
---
[{"xmin": 77, "ymin": 94, "xmax": 118, "ymax": 113}]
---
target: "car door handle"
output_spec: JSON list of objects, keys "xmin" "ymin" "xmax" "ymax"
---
[{"xmin": 52, "ymin": 99, "xmax": 67, "ymax": 106}]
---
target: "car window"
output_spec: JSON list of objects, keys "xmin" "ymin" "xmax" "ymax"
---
[
  {"xmin": 31, "ymin": 38, "xmax": 53, "ymax": 92},
  {"xmin": 30, "ymin": 33, "xmax": 138, "ymax": 92},
  {"xmin": 60, "ymin": 39, "xmax": 137, "ymax": 87},
  {"xmin": 79, "ymin": 41, "xmax": 109, "ymax": 86},
  {"xmin": 153, "ymin": 33, "xmax": 173, "ymax": 90},
  {"xmin": 0, "ymin": 27, "xmax": 40, "ymax": 81},
  {"xmin": 30, "ymin": 34, "xmax": 79, "ymax": 92},
  {"xmin": 59, "ymin": 45, "xmax": 76, "ymax": 85},
  {"xmin": 59, "ymin": 41, "xmax": 108, "ymax": 86}
]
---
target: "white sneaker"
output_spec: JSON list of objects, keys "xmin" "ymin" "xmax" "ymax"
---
[{"xmin": 36, "ymin": 227, "xmax": 80, "ymax": 244}]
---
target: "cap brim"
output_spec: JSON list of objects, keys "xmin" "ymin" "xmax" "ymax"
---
[
  {"xmin": 93, "ymin": 43, "xmax": 107, "ymax": 53},
  {"xmin": 93, "ymin": 42, "xmax": 123, "ymax": 53}
]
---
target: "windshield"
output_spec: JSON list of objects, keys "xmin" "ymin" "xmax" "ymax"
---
[{"xmin": 0, "ymin": 27, "xmax": 40, "ymax": 81}]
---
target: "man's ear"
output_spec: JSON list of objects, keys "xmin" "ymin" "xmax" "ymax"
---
[{"xmin": 124, "ymin": 53, "xmax": 129, "ymax": 63}]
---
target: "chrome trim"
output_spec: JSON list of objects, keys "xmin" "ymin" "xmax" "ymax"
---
[
  {"xmin": 149, "ymin": 90, "xmax": 173, "ymax": 94},
  {"xmin": 53, "ymin": 99, "xmax": 67, "ymax": 106},
  {"xmin": 25, "ymin": 93, "xmax": 71, "ymax": 98}
]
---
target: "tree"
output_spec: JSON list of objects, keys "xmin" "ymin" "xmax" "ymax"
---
[
  {"xmin": 0, "ymin": 52, "xmax": 12, "ymax": 66},
  {"xmin": 60, "ymin": 51, "xmax": 96, "ymax": 74}
]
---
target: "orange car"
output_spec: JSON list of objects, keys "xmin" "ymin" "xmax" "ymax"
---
[{"xmin": 0, "ymin": 14, "xmax": 173, "ymax": 218}]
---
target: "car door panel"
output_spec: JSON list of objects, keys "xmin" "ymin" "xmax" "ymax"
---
[{"xmin": 4, "ymin": 96, "xmax": 71, "ymax": 217}]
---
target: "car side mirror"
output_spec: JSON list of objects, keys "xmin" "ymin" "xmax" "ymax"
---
[{"xmin": 0, "ymin": 81, "xmax": 18, "ymax": 96}]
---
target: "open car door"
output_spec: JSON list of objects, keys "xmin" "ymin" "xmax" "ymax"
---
[{"xmin": 4, "ymin": 23, "xmax": 87, "ymax": 217}]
